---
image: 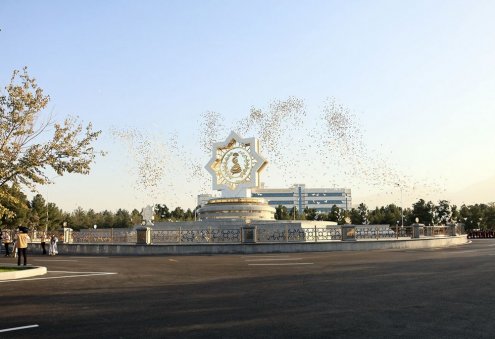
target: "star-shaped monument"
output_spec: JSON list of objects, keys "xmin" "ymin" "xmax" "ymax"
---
[{"xmin": 205, "ymin": 131, "xmax": 267, "ymax": 195}]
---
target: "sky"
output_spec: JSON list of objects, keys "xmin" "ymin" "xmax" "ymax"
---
[{"xmin": 1, "ymin": 0, "xmax": 494, "ymax": 213}]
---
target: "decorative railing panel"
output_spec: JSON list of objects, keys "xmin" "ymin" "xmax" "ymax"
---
[
  {"xmin": 62, "ymin": 223, "xmax": 465, "ymax": 245},
  {"xmin": 72, "ymin": 229, "xmax": 136, "ymax": 243},
  {"xmin": 151, "ymin": 228, "xmax": 241, "ymax": 244},
  {"xmin": 257, "ymin": 227, "xmax": 342, "ymax": 243},
  {"xmin": 355, "ymin": 226, "xmax": 396, "ymax": 240}
]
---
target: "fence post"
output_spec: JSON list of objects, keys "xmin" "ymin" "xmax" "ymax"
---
[
  {"xmin": 341, "ymin": 225, "xmax": 356, "ymax": 241},
  {"xmin": 412, "ymin": 223, "xmax": 423, "ymax": 239},
  {"xmin": 63, "ymin": 228, "xmax": 73, "ymax": 244},
  {"xmin": 315, "ymin": 225, "xmax": 318, "ymax": 242},
  {"xmin": 285, "ymin": 224, "xmax": 288, "ymax": 242},
  {"xmin": 242, "ymin": 225, "xmax": 256, "ymax": 243},
  {"xmin": 136, "ymin": 226, "xmax": 151, "ymax": 245}
]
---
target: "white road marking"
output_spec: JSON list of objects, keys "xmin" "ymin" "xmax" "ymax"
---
[
  {"xmin": 248, "ymin": 263, "xmax": 314, "ymax": 266},
  {"xmin": 0, "ymin": 324, "xmax": 39, "ymax": 333},
  {"xmin": 241, "ymin": 255, "xmax": 291, "ymax": 258},
  {"xmin": 168, "ymin": 259, "xmax": 178, "ymax": 262},
  {"xmin": 50, "ymin": 271, "xmax": 114, "ymax": 274},
  {"xmin": 0, "ymin": 271, "xmax": 116, "ymax": 283},
  {"xmin": 33, "ymin": 259, "xmax": 78, "ymax": 262},
  {"xmin": 245, "ymin": 258, "xmax": 303, "ymax": 262}
]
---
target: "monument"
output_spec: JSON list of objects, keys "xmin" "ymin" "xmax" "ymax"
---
[
  {"xmin": 148, "ymin": 131, "xmax": 337, "ymax": 243},
  {"xmin": 198, "ymin": 131, "xmax": 276, "ymax": 221}
]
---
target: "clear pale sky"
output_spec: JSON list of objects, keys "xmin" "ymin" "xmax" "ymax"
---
[{"xmin": 1, "ymin": 0, "xmax": 494, "ymax": 213}]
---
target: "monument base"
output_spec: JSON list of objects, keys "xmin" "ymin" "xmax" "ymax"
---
[{"xmin": 197, "ymin": 197, "xmax": 276, "ymax": 221}]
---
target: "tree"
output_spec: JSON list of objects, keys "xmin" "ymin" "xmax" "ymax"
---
[
  {"xmin": 435, "ymin": 200, "xmax": 452, "ymax": 225},
  {"xmin": 130, "ymin": 209, "xmax": 142, "ymax": 225},
  {"xmin": 357, "ymin": 203, "xmax": 369, "ymax": 224},
  {"xmin": 30, "ymin": 194, "xmax": 47, "ymax": 228},
  {"xmin": 328, "ymin": 205, "xmax": 345, "ymax": 224},
  {"xmin": 69, "ymin": 207, "xmax": 87, "ymax": 230},
  {"xmin": 0, "ymin": 68, "xmax": 103, "ymax": 218},
  {"xmin": 154, "ymin": 204, "xmax": 170, "ymax": 221},
  {"xmin": 114, "ymin": 209, "xmax": 132, "ymax": 228},
  {"xmin": 303, "ymin": 207, "xmax": 317, "ymax": 221},
  {"xmin": 410, "ymin": 199, "xmax": 434, "ymax": 225},
  {"xmin": 171, "ymin": 207, "xmax": 185, "ymax": 220},
  {"xmin": 0, "ymin": 184, "xmax": 29, "ymax": 228},
  {"xmin": 275, "ymin": 205, "xmax": 290, "ymax": 220},
  {"xmin": 184, "ymin": 208, "xmax": 194, "ymax": 221},
  {"xmin": 288, "ymin": 206, "xmax": 299, "ymax": 220}
]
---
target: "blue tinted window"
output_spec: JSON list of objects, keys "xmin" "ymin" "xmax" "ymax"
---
[
  {"xmin": 267, "ymin": 201, "xmax": 295, "ymax": 205},
  {"xmin": 252, "ymin": 192, "xmax": 294, "ymax": 197},
  {"xmin": 307, "ymin": 200, "xmax": 344, "ymax": 205}
]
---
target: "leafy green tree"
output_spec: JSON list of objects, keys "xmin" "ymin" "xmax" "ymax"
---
[
  {"xmin": 154, "ymin": 204, "xmax": 170, "ymax": 221},
  {"xmin": 450, "ymin": 205, "xmax": 460, "ymax": 223},
  {"xmin": 69, "ymin": 207, "xmax": 88, "ymax": 230},
  {"xmin": 328, "ymin": 205, "xmax": 345, "ymax": 224},
  {"xmin": 485, "ymin": 203, "xmax": 495, "ymax": 229},
  {"xmin": 86, "ymin": 209, "xmax": 97, "ymax": 227},
  {"xmin": 184, "ymin": 208, "xmax": 194, "ymax": 221},
  {"xmin": 356, "ymin": 203, "xmax": 369, "ymax": 224},
  {"xmin": 30, "ymin": 194, "xmax": 47, "ymax": 228},
  {"xmin": 130, "ymin": 209, "xmax": 142, "ymax": 225},
  {"xmin": 0, "ymin": 184, "xmax": 29, "ymax": 228},
  {"xmin": 0, "ymin": 68, "xmax": 103, "ymax": 219},
  {"xmin": 275, "ymin": 205, "xmax": 290, "ymax": 220},
  {"xmin": 303, "ymin": 207, "xmax": 317, "ymax": 221},
  {"xmin": 114, "ymin": 209, "xmax": 132, "ymax": 228},
  {"xmin": 171, "ymin": 207, "xmax": 185, "ymax": 220},
  {"xmin": 288, "ymin": 206, "xmax": 299, "ymax": 220},
  {"xmin": 349, "ymin": 208, "xmax": 362, "ymax": 224},
  {"xmin": 410, "ymin": 199, "xmax": 434, "ymax": 225},
  {"xmin": 435, "ymin": 200, "xmax": 452, "ymax": 225},
  {"xmin": 47, "ymin": 202, "xmax": 64, "ymax": 230},
  {"xmin": 100, "ymin": 210, "xmax": 114, "ymax": 228}
]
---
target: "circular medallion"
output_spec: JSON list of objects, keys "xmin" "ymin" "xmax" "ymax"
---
[{"xmin": 219, "ymin": 147, "xmax": 252, "ymax": 184}]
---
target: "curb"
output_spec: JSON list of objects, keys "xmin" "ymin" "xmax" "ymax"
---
[{"xmin": 0, "ymin": 265, "xmax": 47, "ymax": 280}]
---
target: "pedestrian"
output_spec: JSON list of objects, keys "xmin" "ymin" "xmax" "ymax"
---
[
  {"xmin": 12, "ymin": 229, "xmax": 18, "ymax": 258},
  {"xmin": 3, "ymin": 230, "xmax": 11, "ymax": 257},
  {"xmin": 40, "ymin": 231, "xmax": 47, "ymax": 255},
  {"xmin": 16, "ymin": 227, "xmax": 30, "ymax": 266},
  {"xmin": 49, "ymin": 234, "xmax": 58, "ymax": 256}
]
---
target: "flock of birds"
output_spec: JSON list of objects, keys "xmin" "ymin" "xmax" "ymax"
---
[{"xmin": 111, "ymin": 97, "xmax": 445, "ymax": 209}]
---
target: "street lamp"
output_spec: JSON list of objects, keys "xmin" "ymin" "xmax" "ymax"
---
[
  {"xmin": 395, "ymin": 183, "xmax": 404, "ymax": 227},
  {"xmin": 43, "ymin": 174, "xmax": 62, "ymax": 233}
]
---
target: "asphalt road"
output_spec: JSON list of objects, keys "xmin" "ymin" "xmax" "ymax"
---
[{"xmin": 0, "ymin": 239, "xmax": 494, "ymax": 338}]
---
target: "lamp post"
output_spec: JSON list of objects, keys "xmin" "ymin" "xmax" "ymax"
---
[
  {"xmin": 395, "ymin": 183, "xmax": 404, "ymax": 227},
  {"xmin": 44, "ymin": 174, "xmax": 62, "ymax": 234}
]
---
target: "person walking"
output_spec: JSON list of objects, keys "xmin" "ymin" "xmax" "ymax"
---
[
  {"xmin": 3, "ymin": 230, "xmax": 11, "ymax": 257},
  {"xmin": 12, "ymin": 230, "xmax": 18, "ymax": 258},
  {"xmin": 16, "ymin": 227, "xmax": 30, "ymax": 266},
  {"xmin": 40, "ymin": 231, "xmax": 47, "ymax": 255},
  {"xmin": 49, "ymin": 234, "xmax": 58, "ymax": 256}
]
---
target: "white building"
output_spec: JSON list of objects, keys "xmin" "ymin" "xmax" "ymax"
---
[
  {"xmin": 197, "ymin": 194, "xmax": 214, "ymax": 208},
  {"xmin": 251, "ymin": 184, "xmax": 351, "ymax": 212}
]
